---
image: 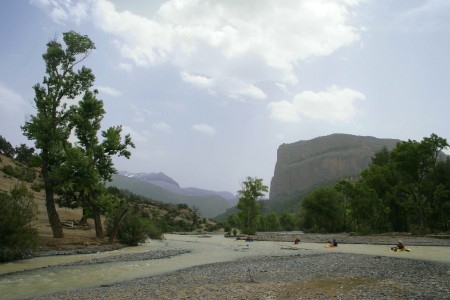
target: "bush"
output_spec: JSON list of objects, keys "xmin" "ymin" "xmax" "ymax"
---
[
  {"xmin": 2, "ymin": 165, "xmax": 36, "ymax": 183},
  {"xmin": 0, "ymin": 184, "xmax": 38, "ymax": 262},
  {"xmin": 109, "ymin": 211, "xmax": 163, "ymax": 246},
  {"xmin": 2, "ymin": 165, "xmax": 19, "ymax": 178}
]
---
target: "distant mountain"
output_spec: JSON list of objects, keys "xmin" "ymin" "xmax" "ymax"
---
[
  {"xmin": 270, "ymin": 133, "xmax": 400, "ymax": 200},
  {"xmin": 118, "ymin": 171, "xmax": 237, "ymax": 201},
  {"xmin": 109, "ymin": 173, "xmax": 237, "ymax": 218}
]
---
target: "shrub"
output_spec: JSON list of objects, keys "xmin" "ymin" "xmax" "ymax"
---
[
  {"xmin": 1, "ymin": 165, "xmax": 36, "ymax": 183},
  {"xmin": 2, "ymin": 165, "xmax": 19, "ymax": 178},
  {"xmin": 108, "ymin": 211, "xmax": 163, "ymax": 246},
  {"xmin": 0, "ymin": 184, "xmax": 38, "ymax": 262},
  {"xmin": 31, "ymin": 182, "xmax": 42, "ymax": 192}
]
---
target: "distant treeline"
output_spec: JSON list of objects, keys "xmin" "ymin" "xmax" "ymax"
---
[{"xmin": 221, "ymin": 134, "xmax": 449, "ymax": 235}]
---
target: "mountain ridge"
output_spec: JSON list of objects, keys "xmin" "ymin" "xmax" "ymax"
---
[
  {"xmin": 118, "ymin": 171, "xmax": 237, "ymax": 201},
  {"xmin": 109, "ymin": 173, "xmax": 237, "ymax": 218}
]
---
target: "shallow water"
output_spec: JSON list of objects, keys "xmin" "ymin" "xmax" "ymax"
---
[{"xmin": 0, "ymin": 234, "xmax": 449, "ymax": 299}]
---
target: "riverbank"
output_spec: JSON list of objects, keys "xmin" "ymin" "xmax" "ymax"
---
[
  {"xmin": 31, "ymin": 251, "xmax": 449, "ymax": 299},
  {"xmin": 3, "ymin": 234, "xmax": 446, "ymax": 299}
]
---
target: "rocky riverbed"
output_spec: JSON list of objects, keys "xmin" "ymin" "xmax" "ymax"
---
[
  {"xmin": 22, "ymin": 234, "xmax": 449, "ymax": 300},
  {"xmin": 29, "ymin": 251, "xmax": 449, "ymax": 299}
]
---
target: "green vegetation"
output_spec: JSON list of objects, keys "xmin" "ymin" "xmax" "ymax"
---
[
  {"xmin": 301, "ymin": 134, "xmax": 450, "ymax": 234},
  {"xmin": 104, "ymin": 187, "xmax": 203, "ymax": 245},
  {"xmin": 221, "ymin": 133, "xmax": 449, "ymax": 235},
  {"xmin": 2, "ymin": 164, "xmax": 37, "ymax": 183},
  {"xmin": 236, "ymin": 177, "xmax": 268, "ymax": 234},
  {"xmin": 22, "ymin": 31, "xmax": 133, "ymax": 239},
  {"xmin": 22, "ymin": 31, "xmax": 97, "ymax": 238},
  {"xmin": 0, "ymin": 184, "xmax": 38, "ymax": 262},
  {"xmin": 0, "ymin": 135, "xmax": 15, "ymax": 157}
]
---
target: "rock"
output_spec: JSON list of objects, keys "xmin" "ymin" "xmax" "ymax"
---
[{"xmin": 269, "ymin": 133, "xmax": 399, "ymax": 199}]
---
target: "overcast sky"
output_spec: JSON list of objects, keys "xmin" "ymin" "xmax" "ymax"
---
[{"xmin": 1, "ymin": 0, "xmax": 449, "ymax": 194}]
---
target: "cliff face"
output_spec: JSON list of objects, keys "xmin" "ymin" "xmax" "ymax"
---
[{"xmin": 269, "ymin": 134, "xmax": 399, "ymax": 199}]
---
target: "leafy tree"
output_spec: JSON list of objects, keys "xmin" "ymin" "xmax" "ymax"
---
[
  {"xmin": 14, "ymin": 144, "xmax": 39, "ymax": 167},
  {"xmin": 237, "ymin": 177, "xmax": 268, "ymax": 234},
  {"xmin": 57, "ymin": 90, "xmax": 134, "ymax": 237},
  {"xmin": 370, "ymin": 146, "xmax": 391, "ymax": 166},
  {"xmin": 262, "ymin": 212, "xmax": 281, "ymax": 231},
  {"xmin": 0, "ymin": 135, "xmax": 15, "ymax": 157},
  {"xmin": 390, "ymin": 134, "xmax": 449, "ymax": 232},
  {"xmin": 0, "ymin": 184, "xmax": 38, "ymax": 262},
  {"xmin": 22, "ymin": 31, "xmax": 96, "ymax": 238},
  {"xmin": 279, "ymin": 212, "xmax": 296, "ymax": 231},
  {"xmin": 302, "ymin": 187, "xmax": 344, "ymax": 233}
]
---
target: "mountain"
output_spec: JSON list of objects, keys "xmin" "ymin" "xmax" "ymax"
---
[
  {"xmin": 269, "ymin": 133, "xmax": 400, "ymax": 200},
  {"xmin": 118, "ymin": 171, "xmax": 237, "ymax": 201},
  {"xmin": 109, "ymin": 173, "xmax": 237, "ymax": 218}
]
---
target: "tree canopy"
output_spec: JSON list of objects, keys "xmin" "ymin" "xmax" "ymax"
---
[{"xmin": 236, "ymin": 177, "xmax": 268, "ymax": 234}]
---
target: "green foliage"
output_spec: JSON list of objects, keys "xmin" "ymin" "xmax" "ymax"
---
[
  {"xmin": 2, "ymin": 165, "xmax": 18, "ymax": 178},
  {"xmin": 110, "ymin": 210, "xmax": 161, "ymax": 246},
  {"xmin": 0, "ymin": 135, "xmax": 15, "ymax": 157},
  {"xmin": 14, "ymin": 144, "xmax": 40, "ymax": 167},
  {"xmin": 301, "ymin": 133, "xmax": 450, "ymax": 234},
  {"xmin": 301, "ymin": 187, "xmax": 344, "ymax": 233},
  {"xmin": 2, "ymin": 165, "xmax": 37, "ymax": 183},
  {"xmin": 22, "ymin": 31, "xmax": 97, "ymax": 238},
  {"xmin": 237, "ymin": 177, "xmax": 268, "ymax": 234},
  {"xmin": 0, "ymin": 184, "xmax": 38, "ymax": 262},
  {"xmin": 279, "ymin": 212, "xmax": 296, "ymax": 231},
  {"xmin": 258, "ymin": 212, "xmax": 281, "ymax": 231}
]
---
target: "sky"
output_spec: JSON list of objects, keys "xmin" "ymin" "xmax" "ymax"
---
[{"xmin": 1, "ymin": 0, "xmax": 449, "ymax": 194}]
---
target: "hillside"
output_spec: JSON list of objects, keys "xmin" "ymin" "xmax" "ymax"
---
[
  {"xmin": 109, "ymin": 174, "xmax": 235, "ymax": 218},
  {"xmin": 0, "ymin": 153, "xmax": 202, "ymax": 253},
  {"xmin": 119, "ymin": 171, "xmax": 237, "ymax": 201},
  {"xmin": 269, "ymin": 133, "xmax": 399, "ymax": 200}
]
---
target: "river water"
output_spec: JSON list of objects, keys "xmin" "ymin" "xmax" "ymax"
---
[{"xmin": 1, "ymin": 234, "xmax": 449, "ymax": 299}]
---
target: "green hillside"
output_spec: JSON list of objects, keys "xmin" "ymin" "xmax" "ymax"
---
[{"xmin": 108, "ymin": 174, "xmax": 234, "ymax": 218}]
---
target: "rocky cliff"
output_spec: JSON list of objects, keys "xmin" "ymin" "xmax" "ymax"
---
[{"xmin": 269, "ymin": 134, "xmax": 399, "ymax": 199}]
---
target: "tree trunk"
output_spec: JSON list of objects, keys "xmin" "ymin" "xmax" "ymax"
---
[
  {"xmin": 93, "ymin": 208, "xmax": 104, "ymax": 238},
  {"xmin": 79, "ymin": 207, "xmax": 89, "ymax": 225},
  {"xmin": 42, "ymin": 155, "xmax": 64, "ymax": 238},
  {"xmin": 109, "ymin": 208, "xmax": 129, "ymax": 243}
]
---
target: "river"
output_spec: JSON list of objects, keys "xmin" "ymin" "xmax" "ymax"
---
[{"xmin": 1, "ymin": 234, "xmax": 449, "ymax": 299}]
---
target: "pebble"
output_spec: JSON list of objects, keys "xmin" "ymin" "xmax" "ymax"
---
[{"xmin": 27, "ymin": 251, "xmax": 449, "ymax": 299}]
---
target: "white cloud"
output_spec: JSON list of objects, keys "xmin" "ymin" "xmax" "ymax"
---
[
  {"xmin": 34, "ymin": 0, "xmax": 361, "ymax": 99},
  {"xmin": 192, "ymin": 123, "xmax": 216, "ymax": 136},
  {"xmin": 228, "ymin": 81, "xmax": 266, "ymax": 100},
  {"xmin": 267, "ymin": 100, "xmax": 301, "ymax": 123},
  {"xmin": 97, "ymin": 85, "xmax": 122, "ymax": 97},
  {"xmin": 275, "ymin": 83, "xmax": 289, "ymax": 94},
  {"xmin": 31, "ymin": 0, "xmax": 90, "ymax": 25},
  {"xmin": 268, "ymin": 85, "xmax": 365, "ymax": 123},
  {"xmin": 152, "ymin": 122, "xmax": 172, "ymax": 133},
  {"xmin": 180, "ymin": 71, "xmax": 213, "ymax": 88}
]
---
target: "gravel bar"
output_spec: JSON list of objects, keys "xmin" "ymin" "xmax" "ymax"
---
[{"xmin": 29, "ymin": 252, "xmax": 450, "ymax": 299}]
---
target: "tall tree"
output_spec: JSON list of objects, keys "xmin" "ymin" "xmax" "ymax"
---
[
  {"xmin": 58, "ymin": 90, "xmax": 134, "ymax": 237},
  {"xmin": 237, "ymin": 177, "xmax": 268, "ymax": 234},
  {"xmin": 22, "ymin": 31, "xmax": 95, "ymax": 238},
  {"xmin": 302, "ymin": 187, "xmax": 344, "ymax": 233}
]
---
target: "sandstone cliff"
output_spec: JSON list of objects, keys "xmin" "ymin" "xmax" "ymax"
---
[{"xmin": 269, "ymin": 134, "xmax": 399, "ymax": 199}]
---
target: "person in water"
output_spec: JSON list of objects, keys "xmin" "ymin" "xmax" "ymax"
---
[
  {"xmin": 327, "ymin": 239, "xmax": 338, "ymax": 247},
  {"xmin": 391, "ymin": 240, "xmax": 405, "ymax": 251}
]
